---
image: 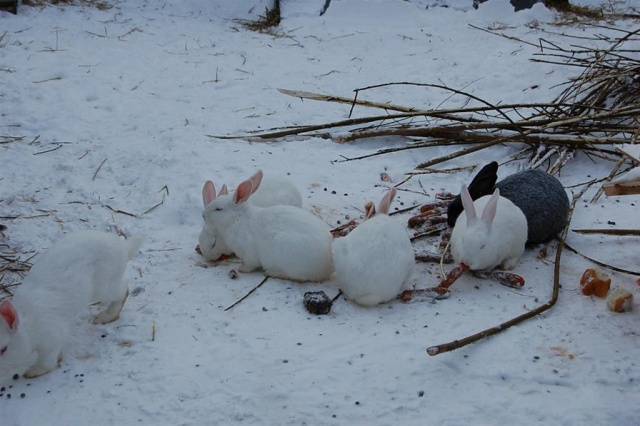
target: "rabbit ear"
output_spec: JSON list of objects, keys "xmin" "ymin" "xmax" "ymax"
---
[
  {"xmin": 202, "ymin": 181, "xmax": 216, "ymax": 207},
  {"xmin": 481, "ymin": 188, "xmax": 500, "ymax": 225},
  {"xmin": 0, "ymin": 300, "xmax": 18, "ymax": 331},
  {"xmin": 219, "ymin": 184, "xmax": 229, "ymax": 196},
  {"xmin": 234, "ymin": 179, "xmax": 254, "ymax": 204},
  {"xmin": 249, "ymin": 170, "xmax": 264, "ymax": 194},
  {"xmin": 460, "ymin": 185, "xmax": 477, "ymax": 224},
  {"xmin": 364, "ymin": 201, "xmax": 376, "ymax": 219},
  {"xmin": 378, "ymin": 188, "xmax": 397, "ymax": 215},
  {"xmin": 468, "ymin": 161, "xmax": 498, "ymax": 198}
]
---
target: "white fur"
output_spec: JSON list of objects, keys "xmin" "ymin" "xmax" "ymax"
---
[
  {"xmin": 204, "ymin": 175, "xmax": 332, "ymax": 282},
  {"xmin": 450, "ymin": 187, "xmax": 527, "ymax": 271},
  {"xmin": 0, "ymin": 231, "xmax": 141, "ymax": 381},
  {"xmin": 332, "ymin": 191, "xmax": 415, "ymax": 306},
  {"xmin": 199, "ymin": 176, "xmax": 303, "ymax": 261}
]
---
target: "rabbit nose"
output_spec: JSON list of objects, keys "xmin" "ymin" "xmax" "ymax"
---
[{"xmin": 195, "ymin": 245, "xmax": 202, "ymax": 255}]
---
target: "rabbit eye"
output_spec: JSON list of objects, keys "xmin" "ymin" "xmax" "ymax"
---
[
  {"xmin": 0, "ymin": 346, "xmax": 7, "ymax": 356},
  {"xmin": 214, "ymin": 208, "xmax": 223, "ymax": 212}
]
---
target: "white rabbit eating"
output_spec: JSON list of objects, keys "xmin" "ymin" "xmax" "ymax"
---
[
  {"xmin": 332, "ymin": 188, "xmax": 415, "ymax": 306},
  {"xmin": 203, "ymin": 170, "xmax": 333, "ymax": 282},
  {"xmin": 450, "ymin": 185, "xmax": 527, "ymax": 271},
  {"xmin": 0, "ymin": 231, "xmax": 141, "ymax": 381},
  {"xmin": 198, "ymin": 171, "xmax": 303, "ymax": 261}
]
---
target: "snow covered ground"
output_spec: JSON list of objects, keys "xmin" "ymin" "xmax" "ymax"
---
[{"xmin": 1, "ymin": 0, "xmax": 639, "ymax": 424}]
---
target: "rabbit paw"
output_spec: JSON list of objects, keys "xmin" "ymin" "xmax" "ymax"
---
[
  {"xmin": 24, "ymin": 365, "xmax": 54, "ymax": 379},
  {"xmin": 94, "ymin": 290, "xmax": 129, "ymax": 324},
  {"xmin": 238, "ymin": 262, "xmax": 259, "ymax": 273},
  {"xmin": 24, "ymin": 352, "xmax": 61, "ymax": 378},
  {"xmin": 501, "ymin": 257, "xmax": 520, "ymax": 270}
]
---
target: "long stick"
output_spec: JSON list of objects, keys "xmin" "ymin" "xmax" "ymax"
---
[
  {"xmin": 224, "ymin": 276, "xmax": 270, "ymax": 311},
  {"xmin": 415, "ymin": 140, "xmax": 504, "ymax": 169},
  {"xmin": 278, "ymin": 88, "xmax": 422, "ymax": 113},
  {"xmin": 572, "ymin": 228, "xmax": 640, "ymax": 236}
]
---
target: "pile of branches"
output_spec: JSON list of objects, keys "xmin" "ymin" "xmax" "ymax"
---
[
  {"xmin": 217, "ymin": 25, "xmax": 640, "ymax": 176},
  {"xmin": 212, "ymin": 25, "xmax": 640, "ymax": 355}
]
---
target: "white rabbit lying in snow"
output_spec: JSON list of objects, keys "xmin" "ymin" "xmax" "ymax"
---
[
  {"xmin": 198, "ymin": 171, "xmax": 303, "ymax": 261},
  {"xmin": 0, "ymin": 231, "xmax": 141, "ymax": 381},
  {"xmin": 450, "ymin": 185, "xmax": 527, "ymax": 271},
  {"xmin": 332, "ymin": 188, "xmax": 415, "ymax": 306},
  {"xmin": 203, "ymin": 170, "xmax": 333, "ymax": 282}
]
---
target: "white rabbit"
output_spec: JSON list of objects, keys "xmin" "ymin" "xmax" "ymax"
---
[
  {"xmin": 203, "ymin": 170, "xmax": 333, "ymax": 282},
  {"xmin": 198, "ymin": 171, "xmax": 303, "ymax": 261},
  {"xmin": 332, "ymin": 188, "xmax": 415, "ymax": 306},
  {"xmin": 0, "ymin": 231, "xmax": 141, "ymax": 381},
  {"xmin": 450, "ymin": 185, "xmax": 527, "ymax": 271}
]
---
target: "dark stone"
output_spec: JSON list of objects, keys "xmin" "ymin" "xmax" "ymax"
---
[{"xmin": 303, "ymin": 291, "xmax": 332, "ymax": 315}]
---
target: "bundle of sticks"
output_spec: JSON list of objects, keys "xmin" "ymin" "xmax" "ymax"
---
[{"xmin": 215, "ymin": 25, "xmax": 640, "ymax": 178}]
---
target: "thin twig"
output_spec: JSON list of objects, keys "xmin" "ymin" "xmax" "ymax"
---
[
  {"xmin": 563, "ymin": 242, "xmax": 640, "ymax": 276},
  {"xmin": 93, "ymin": 158, "xmax": 107, "ymax": 181},
  {"xmin": 224, "ymin": 276, "xmax": 270, "ymax": 311},
  {"xmin": 572, "ymin": 228, "xmax": 640, "ymax": 236}
]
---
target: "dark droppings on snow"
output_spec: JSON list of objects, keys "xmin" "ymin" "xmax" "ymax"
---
[
  {"xmin": 12, "ymin": 374, "xmax": 19, "ymax": 381},
  {"xmin": 130, "ymin": 286, "xmax": 145, "ymax": 297},
  {"xmin": 418, "ymin": 390, "xmax": 425, "ymax": 397}
]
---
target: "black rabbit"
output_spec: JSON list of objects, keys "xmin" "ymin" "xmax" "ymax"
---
[{"xmin": 447, "ymin": 162, "xmax": 570, "ymax": 244}]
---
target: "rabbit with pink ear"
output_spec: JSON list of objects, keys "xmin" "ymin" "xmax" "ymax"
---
[
  {"xmin": 0, "ymin": 231, "xmax": 141, "ymax": 381},
  {"xmin": 198, "ymin": 172, "xmax": 303, "ymax": 261},
  {"xmin": 203, "ymin": 170, "xmax": 333, "ymax": 282},
  {"xmin": 332, "ymin": 188, "xmax": 415, "ymax": 306},
  {"xmin": 450, "ymin": 185, "xmax": 527, "ymax": 272}
]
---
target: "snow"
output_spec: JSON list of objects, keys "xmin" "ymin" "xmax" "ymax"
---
[{"xmin": 1, "ymin": 0, "xmax": 639, "ymax": 425}]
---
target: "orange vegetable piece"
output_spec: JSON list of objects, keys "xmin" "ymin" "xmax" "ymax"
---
[
  {"xmin": 607, "ymin": 288, "xmax": 633, "ymax": 313},
  {"xmin": 580, "ymin": 268, "xmax": 611, "ymax": 298}
]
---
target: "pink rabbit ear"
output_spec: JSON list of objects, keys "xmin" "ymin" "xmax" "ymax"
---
[
  {"xmin": 202, "ymin": 181, "xmax": 216, "ymax": 207},
  {"xmin": 219, "ymin": 184, "xmax": 229, "ymax": 196},
  {"xmin": 0, "ymin": 300, "xmax": 18, "ymax": 331},
  {"xmin": 234, "ymin": 179, "xmax": 254, "ymax": 204},
  {"xmin": 481, "ymin": 188, "xmax": 500, "ymax": 225},
  {"xmin": 249, "ymin": 170, "xmax": 264, "ymax": 194},
  {"xmin": 460, "ymin": 184, "xmax": 477, "ymax": 224},
  {"xmin": 364, "ymin": 201, "xmax": 376, "ymax": 219},
  {"xmin": 378, "ymin": 188, "xmax": 397, "ymax": 215}
]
